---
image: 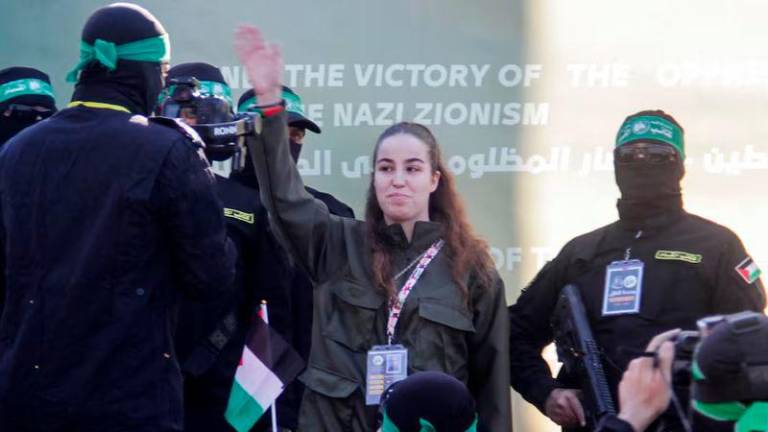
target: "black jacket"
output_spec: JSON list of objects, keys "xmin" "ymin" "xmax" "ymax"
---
[
  {"xmin": 179, "ymin": 173, "xmax": 289, "ymax": 432},
  {"xmin": 509, "ymin": 210, "xmax": 765, "ymax": 415},
  {"xmin": 0, "ymin": 106, "xmax": 235, "ymax": 432},
  {"xmin": 179, "ymin": 174, "xmax": 354, "ymax": 432}
]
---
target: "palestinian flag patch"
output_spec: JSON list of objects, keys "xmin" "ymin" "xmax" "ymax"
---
[{"xmin": 735, "ymin": 257, "xmax": 762, "ymax": 284}]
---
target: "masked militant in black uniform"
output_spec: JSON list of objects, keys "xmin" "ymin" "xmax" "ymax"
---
[
  {"xmin": 0, "ymin": 67, "xmax": 57, "ymax": 146},
  {"xmin": 0, "ymin": 5, "xmax": 235, "ymax": 431},
  {"xmin": 0, "ymin": 66, "xmax": 58, "ymax": 319},
  {"xmin": 159, "ymin": 63, "xmax": 353, "ymax": 432},
  {"xmin": 509, "ymin": 110, "xmax": 766, "ymax": 431}
]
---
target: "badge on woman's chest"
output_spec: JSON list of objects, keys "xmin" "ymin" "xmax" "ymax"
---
[
  {"xmin": 602, "ymin": 259, "xmax": 645, "ymax": 316},
  {"xmin": 365, "ymin": 344, "xmax": 408, "ymax": 405}
]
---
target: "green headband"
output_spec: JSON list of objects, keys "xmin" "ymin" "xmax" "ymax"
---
[
  {"xmin": 380, "ymin": 411, "xmax": 478, "ymax": 432},
  {"xmin": 692, "ymin": 360, "xmax": 706, "ymax": 381},
  {"xmin": 694, "ymin": 401, "xmax": 768, "ymax": 432},
  {"xmin": 238, "ymin": 88, "xmax": 305, "ymax": 115},
  {"xmin": 615, "ymin": 115, "xmax": 685, "ymax": 159},
  {"xmin": 158, "ymin": 80, "xmax": 233, "ymax": 106},
  {"xmin": 66, "ymin": 34, "xmax": 171, "ymax": 83},
  {"xmin": 692, "ymin": 361, "xmax": 768, "ymax": 431},
  {"xmin": 283, "ymin": 90, "xmax": 305, "ymax": 116},
  {"xmin": 0, "ymin": 78, "xmax": 55, "ymax": 104},
  {"xmin": 237, "ymin": 96, "xmax": 258, "ymax": 114}
]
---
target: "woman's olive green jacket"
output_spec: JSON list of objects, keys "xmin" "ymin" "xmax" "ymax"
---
[{"xmin": 248, "ymin": 113, "xmax": 511, "ymax": 432}]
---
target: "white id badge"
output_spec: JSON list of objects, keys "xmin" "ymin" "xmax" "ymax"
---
[
  {"xmin": 602, "ymin": 259, "xmax": 644, "ymax": 316},
  {"xmin": 365, "ymin": 344, "xmax": 408, "ymax": 405}
]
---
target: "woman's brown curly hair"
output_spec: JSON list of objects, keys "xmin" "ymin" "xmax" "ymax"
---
[{"xmin": 365, "ymin": 122, "xmax": 495, "ymax": 302}]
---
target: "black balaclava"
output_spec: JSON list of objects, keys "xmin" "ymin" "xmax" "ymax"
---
[
  {"xmin": 614, "ymin": 110, "xmax": 685, "ymax": 224},
  {"xmin": 71, "ymin": 3, "xmax": 167, "ymax": 115},
  {"xmin": 691, "ymin": 311, "xmax": 768, "ymax": 432},
  {"xmin": 0, "ymin": 67, "xmax": 57, "ymax": 145},
  {"xmin": 382, "ymin": 371, "xmax": 477, "ymax": 432},
  {"xmin": 289, "ymin": 139, "xmax": 302, "ymax": 162},
  {"xmin": 230, "ymin": 152, "xmax": 259, "ymax": 189},
  {"xmin": 693, "ymin": 312, "xmax": 768, "ymax": 404}
]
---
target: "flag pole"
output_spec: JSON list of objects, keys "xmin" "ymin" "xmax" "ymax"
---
[{"xmin": 260, "ymin": 300, "xmax": 279, "ymax": 432}]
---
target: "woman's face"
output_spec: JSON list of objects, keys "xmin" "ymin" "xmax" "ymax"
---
[{"xmin": 374, "ymin": 133, "xmax": 440, "ymax": 226}]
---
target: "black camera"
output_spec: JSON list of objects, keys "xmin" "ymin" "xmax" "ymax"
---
[
  {"xmin": 670, "ymin": 315, "xmax": 733, "ymax": 386},
  {"xmin": 156, "ymin": 77, "xmax": 261, "ymax": 166},
  {"xmin": 671, "ymin": 330, "xmax": 700, "ymax": 390},
  {"xmin": 191, "ymin": 112, "xmax": 260, "ymax": 163},
  {"xmin": 158, "ymin": 77, "xmax": 232, "ymax": 125}
]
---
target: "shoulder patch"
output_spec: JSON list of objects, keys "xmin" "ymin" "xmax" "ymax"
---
[
  {"xmin": 655, "ymin": 250, "xmax": 703, "ymax": 264},
  {"xmin": 223, "ymin": 207, "xmax": 255, "ymax": 224},
  {"xmin": 149, "ymin": 116, "xmax": 206, "ymax": 149},
  {"xmin": 735, "ymin": 257, "xmax": 762, "ymax": 284}
]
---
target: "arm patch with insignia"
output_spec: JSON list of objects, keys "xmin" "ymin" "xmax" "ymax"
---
[
  {"xmin": 654, "ymin": 250, "xmax": 703, "ymax": 264},
  {"xmin": 735, "ymin": 257, "xmax": 762, "ymax": 284}
]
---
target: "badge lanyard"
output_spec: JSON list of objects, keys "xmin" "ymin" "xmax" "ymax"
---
[
  {"xmin": 386, "ymin": 239, "xmax": 444, "ymax": 344},
  {"xmin": 602, "ymin": 229, "xmax": 645, "ymax": 316},
  {"xmin": 367, "ymin": 239, "xmax": 444, "ymax": 406}
]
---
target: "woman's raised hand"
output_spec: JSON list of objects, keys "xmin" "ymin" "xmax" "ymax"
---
[{"xmin": 234, "ymin": 25, "xmax": 283, "ymax": 105}]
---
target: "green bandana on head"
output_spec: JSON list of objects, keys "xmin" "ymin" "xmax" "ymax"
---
[
  {"xmin": 158, "ymin": 80, "xmax": 233, "ymax": 107},
  {"xmin": 237, "ymin": 96, "xmax": 258, "ymax": 114},
  {"xmin": 198, "ymin": 80, "xmax": 232, "ymax": 105},
  {"xmin": 615, "ymin": 115, "xmax": 685, "ymax": 159},
  {"xmin": 691, "ymin": 360, "xmax": 706, "ymax": 381},
  {"xmin": 283, "ymin": 89, "xmax": 305, "ymax": 117},
  {"xmin": 380, "ymin": 411, "xmax": 478, "ymax": 432},
  {"xmin": 0, "ymin": 78, "xmax": 55, "ymax": 104},
  {"xmin": 692, "ymin": 358, "xmax": 768, "ymax": 432},
  {"xmin": 694, "ymin": 401, "xmax": 768, "ymax": 432},
  {"xmin": 66, "ymin": 33, "xmax": 171, "ymax": 83}
]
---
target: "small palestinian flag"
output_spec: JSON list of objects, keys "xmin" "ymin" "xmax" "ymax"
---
[
  {"xmin": 225, "ymin": 303, "xmax": 305, "ymax": 432},
  {"xmin": 735, "ymin": 257, "xmax": 762, "ymax": 284}
]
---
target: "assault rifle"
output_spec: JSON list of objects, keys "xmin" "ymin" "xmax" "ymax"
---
[{"xmin": 551, "ymin": 284, "xmax": 616, "ymax": 429}]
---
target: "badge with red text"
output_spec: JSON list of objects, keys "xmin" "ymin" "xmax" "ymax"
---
[{"xmin": 602, "ymin": 260, "xmax": 644, "ymax": 316}]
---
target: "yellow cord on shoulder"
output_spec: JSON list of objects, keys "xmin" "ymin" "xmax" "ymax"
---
[{"xmin": 67, "ymin": 100, "xmax": 130, "ymax": 113}]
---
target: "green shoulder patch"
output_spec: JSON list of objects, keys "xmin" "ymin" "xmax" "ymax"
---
[
  {"xmin": 655, "ymin": 250, "xmax": 703, "ymax": 264},
  {"xmin": 224, "ymin": 208, "xmax": 254, "ymax": 224}
]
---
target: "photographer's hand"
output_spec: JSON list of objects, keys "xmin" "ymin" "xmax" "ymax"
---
[{"xmin": 617, "ymin": 328, "xmax": 680, "ymax": 432}]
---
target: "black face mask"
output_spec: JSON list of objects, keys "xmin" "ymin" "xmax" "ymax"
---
[
  {"xmin": 0, "ymin": 116, "xmax": 37, "ymax": 145},
  {"xmin": 614, "ymin": 156, "xmax": 684, "ymax": 223},
  {"xmin": 0, "ymin": 102, "xmax": 55, "ymax": 145},
  {"xmin": 290, "ymin": 139, "xmax": 303, "ymax": 163},
  {"xmin": 73, "ymin": 60, "xmax": 162, "ymax": 116},
  {"xmin": 0, "ymin": 104, "xmax": 54, "ymax": 145},
  {"xmin": 615, "ymin": 161, "xmax": 683, "ymax": 201}
]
